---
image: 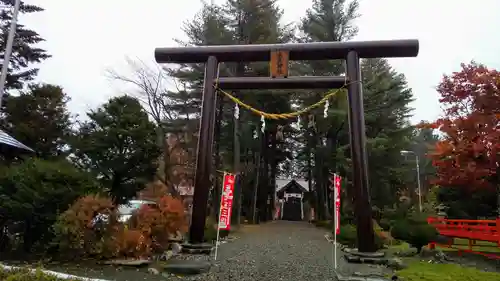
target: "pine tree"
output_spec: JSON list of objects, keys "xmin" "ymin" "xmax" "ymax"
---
[
  {"xmin": 346, "ymin": 58, "xmax": 414, "ymax": 207},
  {"xmin": 297, "ymin": 0, "xmax": 415, "ymax": 211},
  {"xmin": 222, "ymin": 0, "xmax": 296, "ymax": 222},
  {"xmin": 163, "ymin": 0, "xmax": 295, "ymax": 222},
  {"xmin": 296, "ymin": 0, "xmax": 360, "ymax": 219},
  {"xmin": 164, "ymin": 3, "xmax": 233, "ymax": 133},
  {"xmin": 0, "ymin": 1, "xmax": 50, "ymax": 91}
]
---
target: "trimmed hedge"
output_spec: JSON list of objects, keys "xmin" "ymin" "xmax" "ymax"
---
[{"xmin": 390, "ymin": 213, "xmax": 438, "ymax": 253}]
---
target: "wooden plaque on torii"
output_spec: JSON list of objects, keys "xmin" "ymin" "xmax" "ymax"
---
[{"xmin": 270, "ymin": 50, "xmax": 289, "ymax": 78}]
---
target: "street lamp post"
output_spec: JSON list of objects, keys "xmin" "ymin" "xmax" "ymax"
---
[{"xmin": 401, "ymin": 150, "xmax": 422, "ymax": 212}]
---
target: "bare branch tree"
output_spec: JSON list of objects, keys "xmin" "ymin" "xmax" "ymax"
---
[
  {"xmin": 106, "ymin": 57, "xmax": 175, "ymax": 124},
  {"xmin": 106, "ymin": 57, "xmax": 199, "ymax": 199}
]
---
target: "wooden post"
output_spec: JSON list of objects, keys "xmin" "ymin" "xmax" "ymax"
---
[
  {"xmin": 346, "ymin": 51, "xmax": 376, "ymax": 252},
  {"xmin": 188, "ymin": 56, "xmax": 219, "ymax": 244}
]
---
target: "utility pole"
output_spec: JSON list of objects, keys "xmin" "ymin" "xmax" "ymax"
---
[
  {"xmin": 0, "ymin": 0, "xmax": 21, "ymax": 109},
  {"xmin": 401, "ymin": 150, "xmax": 423, "ymax": 212}
]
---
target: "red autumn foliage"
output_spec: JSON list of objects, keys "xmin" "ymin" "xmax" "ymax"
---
[
  {"xmin": 54, "ymin": 193, "xmax": 187, "ymax": 260},
  {"xmin": 427, "ymin": 62, "xmax": 500, "ymax": 190},
  {"xmin": 129, "ymin": 195, "xmax": 188, "ymax": 253},
  {"xmin": 112, "ymin": 228, "xmax": 153, "ymax": 259},
  {"xmin": 52, "ymin": 194, "xmax": 120, "ymax": 259},
  {"xmin": 137, "ymin": 180, "xmax": 169, "ymax": 202}
]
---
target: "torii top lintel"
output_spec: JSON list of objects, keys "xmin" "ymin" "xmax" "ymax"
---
[{"xmin": 154, "ymin": 39, "xmax": 419, "ymax": 64}]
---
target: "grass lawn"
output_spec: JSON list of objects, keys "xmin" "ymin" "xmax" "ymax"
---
[
  {"xmin": 438, "ymin": 238, "xmax": 500, "ymax": 253},
  {"xmin": 385, "ymin": 240, "xmax": 500, "ymax": 280},
  {"xmin": 385, "ymin": 239, "xmax": 500, "ymax": 255},
  {"xmin": 396, "ymin": 261, "xmax": 500, "ymax": 281}
]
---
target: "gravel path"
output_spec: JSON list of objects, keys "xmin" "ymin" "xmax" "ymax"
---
[
  {"xmin": 11, "ymin": 221, "xmax": 341, "ymax": 281},
  {"xmin": 183, "ymin": 220, "xmax": 339, "ymax": 281}
]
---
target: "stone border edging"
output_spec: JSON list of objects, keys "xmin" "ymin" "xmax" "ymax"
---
[{"xmin": 0, "ymin": 263, "xmax": 111, "ymax": 281}]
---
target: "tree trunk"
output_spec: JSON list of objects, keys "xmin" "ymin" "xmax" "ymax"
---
[
  {"xmin": 0, "ymin": 218, "xmax": 8, "ymax": 251},
  {"xmin": 311, "ymin": 127, "xmax": 325, "ymax": 221},
  {"xmin": 268, "ymin": 129, "xmax": 277, "ymax": 221},
  {"xmin": 250, "ymin": 125, "xmax": 261, "ymax": 224},
  {"xmin": 306, "ymin": 126, "xmax": 314, "ymax": 219},
  {"xmin": 231, "ymin": 61, "xmax": 244, "ymax": 226},
  {"xmin": 22, "ymin": 219, "xmax": 34, "ymax": 253},
  {"xmin": 231, "ymin": 100, "xmax": 242, "ymax": 226},
  {"xmin": 258, "ymin": 130, "xmax": 269, "ymax": 223},
  {"xmin": 158, "ymin": 137, "xmax": 181, "ymax": 198},
  {"xmin": 212, "ymin": 93, "xmax": 224, "ymax": 219}
]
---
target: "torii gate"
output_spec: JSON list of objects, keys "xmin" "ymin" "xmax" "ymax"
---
[{"xmin": 154, "ymin": 39, "xmax": 419, "ymax": 253}]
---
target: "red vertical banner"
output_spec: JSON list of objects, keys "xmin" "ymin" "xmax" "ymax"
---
[
  {"xmin": 218, "ymin": 173, "xmax": 236, "ymax": 230},
  {"xmin": 334, "ymin": 173, "xmax": 342, "ymax": 234}
]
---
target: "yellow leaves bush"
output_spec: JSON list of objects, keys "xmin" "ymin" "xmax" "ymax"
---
[{"xmin": 53, "ymin": 193, "xmax": 187, "ymax": 260}]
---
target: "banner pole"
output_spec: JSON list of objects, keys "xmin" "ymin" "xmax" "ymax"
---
[
  {"xmin": 214, "ymin": 173, "xmax": 226, "ymax": 260},
  {"xmin": 334, "ymin": 227, "xmax": 337, "ymax": 269},
  {"xmin": 333, "ymin": 173, "xmax": 340, "ymax": 270}
]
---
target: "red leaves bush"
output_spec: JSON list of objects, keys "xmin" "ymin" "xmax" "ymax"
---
[
  {"xmin": 128, "ymin": 196, "xmax": 188, "ymax": 254},
  {"xmin": 53, "ymin": 193, "xmax": 187, "ymax": 260},
  {"xmin": 52, "ymin": 194, "xmax": 118, "ymax": 259}
]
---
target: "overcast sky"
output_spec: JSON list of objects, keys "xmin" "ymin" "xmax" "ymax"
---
[{"xmin": 19, "ymin": 0, "xmax": 500, "ymax": 124}]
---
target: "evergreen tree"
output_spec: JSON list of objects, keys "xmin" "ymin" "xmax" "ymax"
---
[
  {"xmin": 221, "ymin": 0, "xmax": 295, "ymax": 222},
  {"xmin": 296, "ymin": 0, "xmax": 360, "ymax": 219},
  {"xmin": 0, "ymin": 1, "xmax": 50, "ymax": 91},
  {"xmin": 71, "ymin": 95, "xmax": 161, "ymax": 204},
  {"xmin": 2, "ymin": 84, "xmax": 72, "ymax": 159},
  {"xmin": 358, "ymin": 58, "xmax": 415, "ymax": 207},
  {"xmin": 0, "ymin": 158, "xmax": 99, "ymax": 251},
  {"xmin": 164, "ymin": 3, "xmax": 232, "ymax": 136},
  {"xmin": 297, "ymin": 0, "xmax": 415, "ymax": 212},
  {"xmin": 163, "ymin": 0, "xmax": 295, "ymax": 222}
]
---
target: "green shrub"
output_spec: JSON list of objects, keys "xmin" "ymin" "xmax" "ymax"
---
[
  {"xmin": 390, "ymin": 220, "xmax": 411, "ymax": 242},
  {"xmin": 202, "ymin": 217, "xmax": 217, "ymax": 242},
  {"xmin": 337, "ymin": 224, "xmax": 357, "ymax": 247},
  {"xmin": 378, "ymin": 219, "xmax": 391, "ymax": 231},
  {"xmin": 382, "ymin": 204, "xmax": 411, "ymax": 222},
  {"xmin": 340, "ymin": 211, "xmax": 355, "ymax": 225},
  {"xmin": 336, "ymin": 224, "xmax": 384, "ymax": 250},
  {"xmin": 202, "ymin": 216, "xmax": 230, "ymax": 242},
  {"xmin": 373, "ymin": 231, "xmax": 384, "ymax": 250},
  {"xmin": 203, "ymin": 226, "xmax": 217, "ymax": 242},
  {"xmin": 390, "ymin": 213, "xmax": 438, "ymax": 253},
  {"xmin": 410, "ymin": 224, "xmax": 438, "ymax": 252}
]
